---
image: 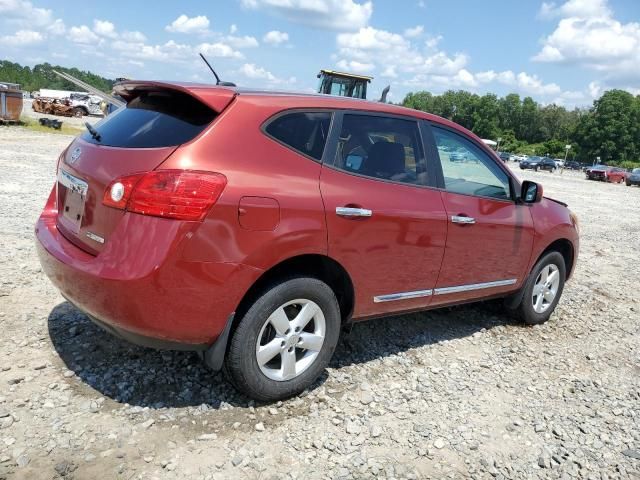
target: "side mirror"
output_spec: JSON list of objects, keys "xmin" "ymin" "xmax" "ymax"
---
[{"xmin": 521, "ymin": 181, "xmax": 543, "ymax": 203}]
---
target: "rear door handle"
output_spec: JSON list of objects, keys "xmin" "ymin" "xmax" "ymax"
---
[
  {"xmin": 336, "ymin": 207, "xmax": 373, "ymax": 218},
  {"xmin": 451, "ymin": 215, "xmax": 475, "ymax": 225}
]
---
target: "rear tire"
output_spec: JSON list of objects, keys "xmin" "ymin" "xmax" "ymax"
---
[
  {"xmin": 513, "ymin": 252, "xmax": 566, "ymax": 325},
  {"xmin": 224, "ymin": 277, "xmax": 341, "ymax": 402}
]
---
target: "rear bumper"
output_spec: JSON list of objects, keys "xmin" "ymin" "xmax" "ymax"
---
[{"xmin": 35, "ymin": 195, "xmax": 261, "ymax": 347}]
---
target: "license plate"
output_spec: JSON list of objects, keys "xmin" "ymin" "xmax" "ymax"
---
[{"xmin": 58, "ymin": 169, "xmax": 88, "ymax": 234}]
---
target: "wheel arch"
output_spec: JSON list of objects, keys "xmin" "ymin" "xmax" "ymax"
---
[
  {"xmin": 234, "ymin": 254, "xmax": 355, "ymax": 329},
  {"xmin": 537, "ymin": 238, "xmax": 575, "ymax": 280}
]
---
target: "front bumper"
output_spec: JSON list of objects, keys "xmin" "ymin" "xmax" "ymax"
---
[{"xmin": 35, "ymin": 189, "xmax": 261, "ymax": 347}]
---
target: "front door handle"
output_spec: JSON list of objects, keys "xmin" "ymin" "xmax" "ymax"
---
[
  {"xmin": 336, "ymin": 207, "xmax": 373, "ymax": 218},
  {"xmin": 451, "ymin": 215, "xmax": 476, "ymax": 225}
]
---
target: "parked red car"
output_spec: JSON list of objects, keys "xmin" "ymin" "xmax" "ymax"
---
[
  {"xmin": 606, "ymin": 167, "xmax": 628, "ymax": 183},
  {"xmin": 35, "ymin": 82, "xmax": 579, "ymax": 401},
  {"xmin": 585, "ymin": 165, "xmax": 628, "ymax": 182}
]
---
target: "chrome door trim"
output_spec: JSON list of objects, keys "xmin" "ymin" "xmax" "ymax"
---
[
  {"xmin": 58, "ymin": 169, "xmax": 88, "ymax": 197},
  {"xmin": 373, "ymin": 289, "xmax": 433, "ymax": 303},
  {"xmin": 451, "ymin": 215, "xmax": 476, "ymax": 225},
  {"xmin": 434, "ymin": 278, "xmax": 517, "ymax": 295},
  {"xmin": 336, "ymin": 207, "xmax": 373, "ymax": 218}
]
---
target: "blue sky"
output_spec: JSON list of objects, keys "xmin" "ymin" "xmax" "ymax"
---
[{"xmin": 1, "ymin": 0, "xmax": 639, "ymax": 106}]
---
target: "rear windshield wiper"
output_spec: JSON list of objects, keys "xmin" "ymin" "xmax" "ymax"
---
[{"xmin": 85, "ymin": 122, "xmax": 101, "ymax": 142}]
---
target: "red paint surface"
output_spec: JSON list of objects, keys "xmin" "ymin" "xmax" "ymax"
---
[{"xmin": 35, "ymin": 83, "xmax": 579, "ymax": 346}]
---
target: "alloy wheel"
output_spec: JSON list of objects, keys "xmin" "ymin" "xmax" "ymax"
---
[
  {"xmin": 532, "ymin": 264, "xmax": 560, "ymax": 314},
  {"xmin": 255, "ymin": 299, "xmax": 326, "ymax": 381}
]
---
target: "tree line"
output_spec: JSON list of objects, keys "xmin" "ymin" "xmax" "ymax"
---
[
  {"xmin": 0, "ymin": 60, "xmax": 114, "ymax": 95},
  {"xmin": 403, "ymin": 89, "xmax": 640, "ymax": 167}
]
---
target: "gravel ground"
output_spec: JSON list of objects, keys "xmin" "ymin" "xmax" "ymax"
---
[{"xmin": 0, "ymin": 125, "xmax": 638, "ymax": 480}]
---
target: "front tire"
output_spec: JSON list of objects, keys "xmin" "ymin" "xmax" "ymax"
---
[
  {"xmin": 224, "ymin": 277, "xmax": 341, "ymax": 402},
  {"xmin": 514, "ymin": 252, "xmax": 566, "ymax": 325}
]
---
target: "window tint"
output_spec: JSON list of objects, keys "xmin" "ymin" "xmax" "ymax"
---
[
  {"xmin": 334, "ymin": 114, "xmax": 427, "ymax": 186},
  {"xmin": 81, "ymin": 90, "xmax": 217, "ymax": 148},
  {"xmin": 265, "ymin": 112, "xmax": 332, "ymax": 161},
  {"xmin": 432, "ymin": 127, "xmax": 511, "ymax": 200}
]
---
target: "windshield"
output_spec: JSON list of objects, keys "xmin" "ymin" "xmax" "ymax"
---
[{"xmin": 633, "ymin": 168, "xmax": 640, "ymax": 173}]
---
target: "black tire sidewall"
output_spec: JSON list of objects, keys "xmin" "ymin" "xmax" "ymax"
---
[
  {"xmin": 519, "ymin": 252, "xmax": 566, "ymax": 325},
  {"xmin": 225, "ymin": 277, "xmax": 341, "ymax": 402}
]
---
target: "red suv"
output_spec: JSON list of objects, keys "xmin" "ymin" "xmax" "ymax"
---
[{"xmin": 36, "ymin": 81, "xmax": 579, "ymax": 401}]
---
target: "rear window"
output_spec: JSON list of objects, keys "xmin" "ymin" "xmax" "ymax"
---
[
  {"xmin": 81, "ymin": 90, "xmax": 217, "ymax": 148},
  {"xmin": 264, "ymin": 111, "xmax": 332, "ymax": 161}
]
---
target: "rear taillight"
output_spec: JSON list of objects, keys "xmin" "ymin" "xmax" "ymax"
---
[{"xmin": 103, "ymin": 170, "xmax": 227, "ymax": 221}]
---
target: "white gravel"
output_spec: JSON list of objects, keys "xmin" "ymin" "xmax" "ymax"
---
[{"xmin": 0, "ymin": 126, "xmax": 638, "ymax": 480}]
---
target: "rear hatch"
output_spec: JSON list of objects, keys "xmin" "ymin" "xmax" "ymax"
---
[{"xmin": 56, "ymin": 83, "xmax": 235, "ymax": 255}]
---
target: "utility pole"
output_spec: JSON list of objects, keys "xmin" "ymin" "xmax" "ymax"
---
[{"xmin": 561, "ymin": 144, "xmax": 571, "ymax": 175}]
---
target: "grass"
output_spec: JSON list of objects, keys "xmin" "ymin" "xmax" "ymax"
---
[{"xmin": 17, "ymin": 116, "xmax": 84, "ymax": 136}]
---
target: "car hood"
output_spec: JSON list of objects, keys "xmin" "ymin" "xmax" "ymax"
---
[{"xmin": 545, "ymin": 196, "xmax": 568, "ymax": 207}]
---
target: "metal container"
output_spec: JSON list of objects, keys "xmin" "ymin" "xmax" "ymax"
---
[{"xmin": 0, "ymin": 82, "xmax": 24, "ymax": 123}]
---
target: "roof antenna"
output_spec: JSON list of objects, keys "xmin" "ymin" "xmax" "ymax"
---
[{"xmin": 199, "ymin": 53, "xmax": 236, "ymax": 87}]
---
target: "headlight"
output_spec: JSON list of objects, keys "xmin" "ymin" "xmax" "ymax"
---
[{"xmin": 569, "ymin": 210, "xmax": 580, "ymax": 233}]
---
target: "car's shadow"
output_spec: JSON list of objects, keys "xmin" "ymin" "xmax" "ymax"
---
[{"xmin": 47, "ymin": 300, "xmax": 520, "ymax": 409}]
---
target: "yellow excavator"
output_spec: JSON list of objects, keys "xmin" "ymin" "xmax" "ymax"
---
[{"xmin": 317, "ymin": 69, "xmax": 389, "ymax": 102}]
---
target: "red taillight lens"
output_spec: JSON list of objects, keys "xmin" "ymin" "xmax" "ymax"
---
[{"xmin": 103, "ymin": 170, "xmax": 227, "ymax": 221}]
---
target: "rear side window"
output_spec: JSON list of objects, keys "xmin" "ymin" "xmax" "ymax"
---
[
  {"xmin": 264, "ymin": 112, "xmax": 332, "ymax": 161},
  {"xmin": 81, "ymin": 90, "xmax": 217, "ymax": 148}
]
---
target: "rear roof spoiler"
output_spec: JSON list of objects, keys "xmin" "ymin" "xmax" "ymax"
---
[{"xmin": 113, "ymin": 81, "xmax": 237, "ymax": 113}]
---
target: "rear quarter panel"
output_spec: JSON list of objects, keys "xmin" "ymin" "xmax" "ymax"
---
[{"xmin": 159, "ymin": 97, "xmax": 328, "ymax": 271}]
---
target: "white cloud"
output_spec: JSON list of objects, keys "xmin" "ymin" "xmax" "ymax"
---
[
  {"xmin": 46, "ymin": 19, "xmax": 66, "ymax": 36},
  {"xmin": 263, "ymin": 30, "xmax": 289, "ymax": 45},
  {"xmin": 198, "ymin": 42, "xmax": 244, "ymax": 58},
  {"xmin": 474, "ymin": 70, "xmax": 562, "ymax": 96},
  {"xmin": 226, "ymin": 35, "xmax": 259, "ymax": 48},
  {"xmin": 237, "ymin": 63, "xmax": 296, "ymax": 86},
  {"xmin": 69, "ymin": 25, "xmax": 100, "ymax": 44},
  {"xmin": 112, "ymin": 39, "xmax": 194, "ymax": 62},
  {"xmin": 93, "ymin": 19, "xmax": 117, "ymax": 38},
  {"xmin": 404, "ymin": 25, "xmax": 424, "ymax": 38},
  {"xmin": 166, "ymin": 14, "xmax": 210, "ymax": 34},
  {"xmin": 0, "ymin": 0, "xmax": 53, "ymax": 27},
  {"xmin": 336, "ymin": 59, "xmax": 374, "ymax": 73},
  {"xmin": 239, "ymin": 63, "xmax": 277, "ymax": 81},
  {"xmin": 1, "ymin": 29, "xmax": 43, "ymax": 46},
  {"xmin": 336, "ymin": 26, "xmax": 467, "ymax": 77},
  {"xmin": 122, "ymin": 31, "xmax": 147, "ymax": 42},
  {"xmin": 333, "ymin": 24, "xmax": 571, "ymax": 102},
  {"xmin": 230, "ymin": 24, "xmax": 238, "ymax": 34},
  {"xmin": 538, "ymin": 0, "xmax": 611, "ymax": 19},
  {"xmin": 534, "ymin": 0, "xmax": 640, "ymax": 82},
  {"xmin": 240, "ymin": 0, "xmax": 372, "ymax": 31}
]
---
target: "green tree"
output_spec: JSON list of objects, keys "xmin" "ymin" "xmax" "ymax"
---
[
  {"xmin": 574, "ymin": 90, "xmax": 639, "ymax": 163},
  {"xmin": 0, "ymin": 60, "xmax": 114, "ymax": 93}
]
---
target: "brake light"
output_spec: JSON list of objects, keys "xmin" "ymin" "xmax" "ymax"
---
[{"xmin": 103, "ymin": 170, "xmax": 227, "ymax": 221}]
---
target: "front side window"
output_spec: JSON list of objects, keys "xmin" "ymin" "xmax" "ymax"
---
[
  {"xmin": 265, "ymin": 111, "xmax": 332, "ymax": 161},
  {"xmin": 334, "ymin": 114, "xmax": 427, "ymax": 186},
  {"xmin": 432, "ymin": 127, "xmax": 511, "ymax": 200}
]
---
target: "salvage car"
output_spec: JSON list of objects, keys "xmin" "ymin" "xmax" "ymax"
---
[
  {"xmin": 606, "ymin": 167, "xmax": 628, "ymax": 184},
  {"xmin": 35, "ymin": 81, "xmax": 580, "ymax": 401},
  {"xmin": 585, "ymin": 165, "xmax": 611, "ymax": 181},
  {"xmin": 626, "ymin": 168, "xmax": 640, "ymax": 186}
]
